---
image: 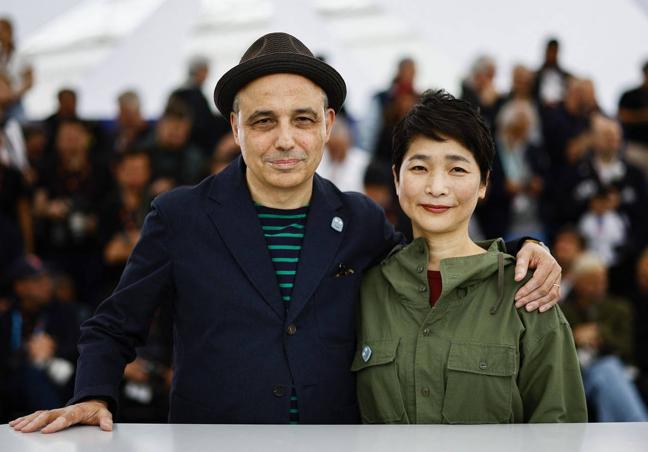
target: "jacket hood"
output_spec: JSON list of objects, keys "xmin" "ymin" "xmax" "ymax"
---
[{"xmin": 381, "ymin": 237, "xmax": 515, "ymax": 314}]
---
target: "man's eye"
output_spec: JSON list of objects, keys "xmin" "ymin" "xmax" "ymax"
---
[
  {"xmin": 296, "ymin": 116, "xmax": 314, "ymax": 123},
  {"xmin": 255, "ymin": 118, "xmax": 271, "ymax": 125}
]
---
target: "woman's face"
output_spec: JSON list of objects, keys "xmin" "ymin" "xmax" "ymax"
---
[{"xmin": 394, "ymin": 136, "xmax": 486, "ymax": 239}]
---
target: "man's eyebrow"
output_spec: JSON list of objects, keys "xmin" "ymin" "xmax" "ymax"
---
[
  {"xmin": 246, "ymin": 110, "xmax": 275, "ymax": 123},
  {"xmin": 294, "ymin": 108, "xmax": 320, "ymax": 118}
]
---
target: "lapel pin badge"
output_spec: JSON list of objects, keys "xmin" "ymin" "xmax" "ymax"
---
[
  {"xmin": 362, "ymin": 345, "xmax": 372, "ymax": 362},
  {"xmin": 331, "ymin": 216, "xmax": 344, "ymax": 232}
]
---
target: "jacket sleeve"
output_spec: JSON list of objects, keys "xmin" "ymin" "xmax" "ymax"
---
[
  {"xmin": 517, "ymin": 308, "xmax": 588, "ymax": 422},
  {"xmin": 69, "ymin": 200, "xmax": 175, "ymax": 411}
]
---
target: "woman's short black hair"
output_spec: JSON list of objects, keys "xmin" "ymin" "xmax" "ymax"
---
[{"xmin": 392, "ymin": 89, "xmax": 495, "ymax": 183}]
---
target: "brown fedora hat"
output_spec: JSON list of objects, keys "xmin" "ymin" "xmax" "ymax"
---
[{"xmin": 214, "ymin": 32, "xmax": 346, "ymax": 116}]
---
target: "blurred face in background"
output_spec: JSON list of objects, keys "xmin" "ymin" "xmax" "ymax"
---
[
  {"xmin": 592, "ymin": 116, "xmax": 622, "ymax": 161},
  {"xmin": 553, "ymin": 231, "xmax": 584, "ymax": 270},
  {"xmin": 56, "ymin": 122, "xmax": 90, "ymax": 169},
  {"xmin": 14, "ymin": 274, "xmax": 54, "ymax": 311},
  {"xmin": 157, "ymin": 115, "xmax": 191, "ymax": 149},
  {"xmin": 573, "ymin": 267, "xmax": 608, "ymax": 304},
  {"xmin": 116, "ymin": 154, "xmax": 151, "ymax": 192},
  {"xmin": 511, "ymin": 65, "xmax": 534, "ymax": 98},
  {"xmin": 58, "ymin": 91, "xmax": 77, "ymax": 117}
]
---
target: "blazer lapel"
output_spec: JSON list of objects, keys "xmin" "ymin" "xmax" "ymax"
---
[
  {"xmin": 205, "ymin": 158, "xmax": 284, "ymax": 320},
  {"xmin": 287, "ymin": 175, "xmax": 344, "ymax": 323}
]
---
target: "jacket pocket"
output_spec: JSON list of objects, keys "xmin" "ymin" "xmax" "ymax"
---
[
  {"xmin": 442, "ymin": 342, "xmax": 516, "ymax": 424},
  {"xmin": 351, "ymin": 338, "xmax": 407, "ymax": 423}
]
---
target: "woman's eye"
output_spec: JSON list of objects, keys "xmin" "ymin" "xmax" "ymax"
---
[
  {"xmin": 451, "ymin": 167, "xmax": 468, "ymax": 173},
  {"xmin": 410, "ymin": 165, "xmax": 426, "ymax": 172}
]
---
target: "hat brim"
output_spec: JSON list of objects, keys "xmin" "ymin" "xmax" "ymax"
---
[{"xmin": 214, "ymin": 53, "xmax": 346, "ymax": 117}]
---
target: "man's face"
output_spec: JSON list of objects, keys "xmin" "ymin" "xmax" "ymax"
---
[{"xmin": 230, "ymin": 73, "xmax": 334, "ymax": 197}]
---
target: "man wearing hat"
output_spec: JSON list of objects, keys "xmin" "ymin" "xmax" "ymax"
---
[{"xmin": 11, "ymin": 32, "xmax": 561, "ymax": 433}]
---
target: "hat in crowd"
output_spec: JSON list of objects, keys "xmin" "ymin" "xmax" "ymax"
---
[
  {"xmin": 7, "ymin": 255, "xmax": 49, "ymax": 281},
  {"xmin": 214, "ymin": 32, "xmax": 346, "ymax": 116}
]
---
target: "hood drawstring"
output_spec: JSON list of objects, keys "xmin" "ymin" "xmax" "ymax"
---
[{"xmin": 490, "ymin": 253, "xmax": 505, "ymax": 315}]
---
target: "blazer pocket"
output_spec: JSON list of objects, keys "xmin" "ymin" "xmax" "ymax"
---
[
  {"xmin": 442, "ymin": 342, "xmax": 516, "ymax": 424},
  {"xmin": 351, "ymin": 338, "xmax": 407, "ymax": 424}
]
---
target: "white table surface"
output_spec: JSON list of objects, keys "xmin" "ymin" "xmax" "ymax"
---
[{"xmin": 1, "ymin": 422, "xmax": 647, "ymax": 452}]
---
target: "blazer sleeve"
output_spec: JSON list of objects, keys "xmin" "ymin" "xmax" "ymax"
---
[
  {"xmin": 69, "ymin": 200, "xmax": 175, "ymax": 411},
  {"xmin": 517, "ymin": 307, "xmax": 588, "ymax": 422}
]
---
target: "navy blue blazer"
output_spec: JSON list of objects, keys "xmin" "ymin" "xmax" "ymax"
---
[{"xmin": 71, "ymin": 157, "xmax": 400, "ymax": 423}]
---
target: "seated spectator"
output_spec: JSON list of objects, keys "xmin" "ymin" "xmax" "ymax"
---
[
  {"xmin": 578, "ymin": 187, "xmax": 627, "ymax": 267},
  {"xmin": 168, "ymin": 56, "xmax": 230, "ymax": 156},
  {"xmin": 562, "ymin": 253, "xmax": 648, "ymax": 421},
  {"xmin": 533, "ymin": 38, "xmax": 571, "ymax": 107},
  {"xmin": 0, "ymin": 73, "xmax": 29, "ymax": 172},
  {"xmin": 146, "ymin": 103, "xmax": 205, "ymax": 194},
  {"xmin": 21, "ymin": 123, "xmax": 48, "ymax": 188},
  {"xmin": 556, "ymin": 115, "xmax": 648, "ymax": 253},
  {"xmin": 209, "ymin": 133, "xmax": 240, "ymax": 176},
  {"xmin": 0, "ymin": 255, "xmax": 80, "ymax": 422},
  {"xmin": 552, "ymin": 226, "xmax": 586, "ymax": 300},
  {"xmin": 504, "ymin": 65, "xmax": 543, "ymax": 144},
  {"xmin": 99, "ymin": 151, "xmax": 153, "ymax": 295},
  {"xmin": 541, "ymin": 78, "xmax": 598, "ymax": 171},
  {"xmin": 317, "ymin": 118, "xmax": 369, "ymax": 193},
  {"xmin": 32, "ymin": 119, "xmax": 111, "ymax": 305},
  {"xmin": 476, "ymin": 100, "xmax": 549, "ymax": 240},
  {"xmin": 618, "ymin": 60, "xmax": 648, "ymax": 177},
  {"xmin": 109, "ymin": 90, "xmax": 153, "ymax": 155},
  {"xmin": 460, "ymin": 55, "xmax": 504, "ymax": 128}
]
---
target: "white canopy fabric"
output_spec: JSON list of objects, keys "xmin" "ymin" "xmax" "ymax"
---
[{"xmin": 2, "ymin": 0, "xmax": 648, "ymax": 120}]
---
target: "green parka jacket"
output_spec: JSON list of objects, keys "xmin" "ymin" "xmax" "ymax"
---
[{"xmin": 353, "ymin": 238, "xmax": 587, "ymax": 424}]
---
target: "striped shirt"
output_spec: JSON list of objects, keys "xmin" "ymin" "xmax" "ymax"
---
[{"xmin": 256, "ymin": 204, "xmax": 308, "ymax": 424}]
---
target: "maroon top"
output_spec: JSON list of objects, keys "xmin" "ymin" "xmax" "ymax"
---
[{"xmin": 427, "ymin": 270, "xmax": 442, "ymax": 306}]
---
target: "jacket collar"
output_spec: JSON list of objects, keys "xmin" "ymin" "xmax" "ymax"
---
[
  {"xmin": 381, "ymin": 237, "xmax": 515, "ymax": 311},
  {"xmin": 206, "ymin": 156, "xmax": 344, "ymax": 322}
]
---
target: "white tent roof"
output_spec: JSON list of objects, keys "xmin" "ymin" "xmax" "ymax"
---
[{"xmin": 2, "ymin": 0, "xmax": 648, "ymax": 119}]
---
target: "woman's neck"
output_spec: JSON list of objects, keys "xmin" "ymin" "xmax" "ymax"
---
[{"xmin": 415, "ymin": 228, "xmax": 486, "ymax": 270}]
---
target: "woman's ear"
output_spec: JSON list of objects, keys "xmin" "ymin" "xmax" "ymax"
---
[
  {"xmin": 392, "ymin": 165, "xmax": 400, "ymax": 196},
  {"xmin": 478, "ymin": 171, "xmax": 490, "ymax": 200}
]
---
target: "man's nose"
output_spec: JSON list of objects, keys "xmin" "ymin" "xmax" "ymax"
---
[{"xmin": 274, "ymin": 122, "xmax": 296, "ymax": 151}]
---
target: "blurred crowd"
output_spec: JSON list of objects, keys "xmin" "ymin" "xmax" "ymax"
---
[{"xmin": 1, "ymin": 15, "xmax": 648, "ymax": 423}]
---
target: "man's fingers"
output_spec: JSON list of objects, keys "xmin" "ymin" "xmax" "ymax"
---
[
  {"xmin": 516, "ymin": 265, "xmax": 562, "ymax": 308},
  {"xmin": 12, "ymin": 411, "xmax": 45, "ymax": 430},
  {"xmin": 98, "ymin": 410, "xmax": 114, "ymax": 432},
  {"xmin": 514, "ymin": 256, "xmax": 529, "ymax": 281},
  {"xmin": 525, "ymin": 285, "xmax": 560, "ymax": 313},
  {"xmin": 41, "ymin": 415, "xmax": 71, "ymax": 434},
  {"xmin": 17, "ymin": 411, "xmax": 55, "ymax": 433}
]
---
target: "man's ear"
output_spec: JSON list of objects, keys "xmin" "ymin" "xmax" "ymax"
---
[
  {"xmin": 230, "ymin": 112, "xmax": 240, "ymax": 145},
  {"xmin": 392, "ymin": 165, "xmax": 400, "ymax": 196},
  {"xmin": 324, "ymin": 108, "xmax": 336, "ymax": 142}
]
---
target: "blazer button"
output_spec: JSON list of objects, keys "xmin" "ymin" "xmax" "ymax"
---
[
  {"xmin": 272, "ymin": 385, "xmax": 286, "ymax": 397},
  {"xmin": 416, "ymin": 265, "xmax": 425, "ymax": 273},
  {"xmin": 418, "ymin": 285, "xmax": 427, "ymax": 293},
  {"xmin": 422, "ymin": 328, "xmax": 431, "ymax": 336},
  {"xmin": 421, "ymin": 387, "xmax": 430, "ymax": 397},
  {"xmin": 286, "ymin": 324, "xmax": 297, "ymax": 336},
  {"xmin": 479, "ymin": 361, "xmax": 488, "ymax": 370}
]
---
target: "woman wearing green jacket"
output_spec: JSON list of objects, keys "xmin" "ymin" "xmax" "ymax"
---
[{"xmin": 353, "ymin": 90, "xmax": 587, "ymax": 424}]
